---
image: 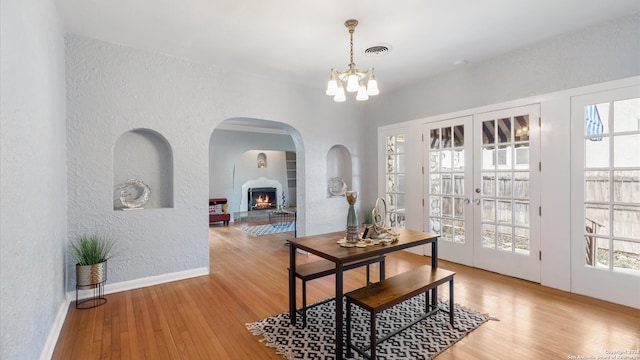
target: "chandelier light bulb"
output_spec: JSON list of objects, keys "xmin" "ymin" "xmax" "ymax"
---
[
  {"xmin": 334, "ymin": 84, "xmax": 346, "ymax": 102},
  {"xmin": 325, "ymin": 19, "xmax": 380, "ymax": 102},
  {"xmin": 326, "ymin": 70, "xmax": 337, "ymax": 95},
  {"xmin": 356, "ymin": 80, "xmax": 369, "ymax": 101},
  {"xmin": 366, "ymin": 73, "xmax": 379, "ymax": 96},
  {"xmin": 346, "ymin": 74, "xmax": 359, "ymax": 92}
]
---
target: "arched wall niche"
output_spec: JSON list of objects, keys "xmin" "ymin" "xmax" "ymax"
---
[
  {"xmin": 326, "ymin": 144, "xmax": 352, "ymax": 197},
  {"xmin": 113, "ymin": 128, "xmax": 174, "ymax": 210}
]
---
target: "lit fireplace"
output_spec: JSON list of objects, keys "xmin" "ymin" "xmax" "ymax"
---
[{"xmin": 248, "ymin": 187, "xmax": 277, "ymax": 210}]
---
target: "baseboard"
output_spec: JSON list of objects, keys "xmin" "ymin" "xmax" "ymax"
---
[
  {"xmin": 65, "ymin": 266, "xmax": 210, "ymax": 302},
  {"xmin": 39, "ymin": 297, "xmax": 71, "ymax": 360}
]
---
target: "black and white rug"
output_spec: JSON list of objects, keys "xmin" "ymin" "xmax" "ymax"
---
[
  {"xmin": 246, "ymin": 296, "xmax": 493, "ymax": 359},
  {"xmin": 239, "ymin": 222, "xmax": 295, "ymax": 236}
]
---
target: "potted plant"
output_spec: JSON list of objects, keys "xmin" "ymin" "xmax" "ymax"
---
[{"xmin": 70, "ymin": 234, "xmax": 115, "ymax": 290}]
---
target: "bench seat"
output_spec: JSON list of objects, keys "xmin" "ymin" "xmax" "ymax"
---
[
  {"xmin": 291, "ymin": 256, "xmax": 385, "ymax": 327},
  {"xmin": 346, "ymin": 264, "xmax": 455, "ymax": 359}
]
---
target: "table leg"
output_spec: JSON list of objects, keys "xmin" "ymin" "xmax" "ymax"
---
[
  {"xmin": 289, "ymin": 241, "xmax": 297, "ymax": 325},
  {"xmin": 431, "ymin": 240, "xmax": 438, "ymax": 308},
  {"xmin": 335, "ymin": 262, "xmax": 344, "ymax": 360}
]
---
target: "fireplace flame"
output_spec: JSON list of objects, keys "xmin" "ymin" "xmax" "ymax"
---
[{"xmin": 255, "ymin": 194, "xmax": 271, "ymax": 209}]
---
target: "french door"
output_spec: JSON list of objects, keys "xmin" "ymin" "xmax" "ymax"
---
[
  {"xmin": 570, "ymin": 86, "xmax": 640, "ymax": 308},
  {"xmin": 424, "ymin": 105, "xmax": 541, "ymax": 282}
]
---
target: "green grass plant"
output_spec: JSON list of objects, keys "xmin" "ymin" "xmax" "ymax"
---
[{"xmin": 71, "ymin": 235, "xmax": 115, "ymax": 265}]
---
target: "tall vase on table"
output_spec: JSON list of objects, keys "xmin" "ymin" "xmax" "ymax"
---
[{"xmin": 346, "ymin": 191, "xmax": 359, "ymax": 243}]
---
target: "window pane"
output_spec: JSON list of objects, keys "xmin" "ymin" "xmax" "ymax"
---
[
  {"xmin": 585, "ymin": 171, "xmax": 609, "ymax": 202},
  {"xmin": 497, "ymin": 172, "xmax": 512, "ymax": 198},
  {"xmin": 453, "ymin": 220, "xmax": 465, "ymax": 243},
  {"xmin": 442, "ymin": 196, "xmax": 453, "ymax": 217},
  {"xmin": 386, "ymin": 136, "xmax": 395, "ymax": 154},
  {"xmin": 454, "ymin": 197, "xmax": 464, "ymax": 218},
  {"xmin": 430, "ymin": 174, "xmax": 441, "ymax": 194},
  {"xmin": 585, "ymin": 103, "xmax": 610, "ymax": 136},
  {"xmin": 430, "ymin": 129, "xmax": 440, "ymax": 149},
  {"xmin": 585, "ymin": 137, "xmax": 609, "ymax": 168},
  {"xmin": 442, "ymin": 174, "xmax": 452, "ymax": 194},
  {"xmin": 482, "ymin": 173, "xmax": 495, "ymax": 196},
  {"xmin": 396, "ymin": 153, "xmax": 406, "ymax": 172},
  {"xmin": 396, "ymin": 174, "xmax": 406, "ymax": 193},
  {"xmin": 614, "ymin": 170, "xmax": 640, "ymax": 203},
  {"xmin": 613, "ymin": 205, "xmax": 640, "ymax": 240},
  {"xmin": 497, "ymin": 225, "xmax": 513, "ymax": 251},
  {"xmin": 430, "ymin": 197, "xmax": 441, "ymax": 215},
  {"xmin": 453, "ymin": 149, "xmax": 464, "ymax": 170},
  {"xmin": 431, "ymin": 217, "xmax": 441, "ymax": 234},
  {"xmin": 514, "ymin": 115, "xmax": 530, "ymax": 142},
  {"xmin": 513, "ymin": 172, "xmax": 529, "ymax": 199},
  {"xmin": 442, "ymin": 127, "xmax": 452, "ymax": 148},
  {"xmin": 429, "ymin": 151, "xmax": 440, "ymax": 171},
  {"xmin": 453, "ymin": 174, "xmax": 465, "ymax": 195},
  {"xmin": 514, "ymin": 201, "xmax": 529, "ymax": 226},
  {"xmin": 613, "ymin": 98, "xmax": 640, "ymax": 133},
  {"xmin": 483, "ymin": 120, "xmax": 495, "ymax": 144},
  {"xmin": 596, "ymin": 237, "xmax": 609, "ymax": 267},
  {"xmin": 442, "ymin": 218, "xmax": 453, "ymax": 242},
  {"xmin": 515, "ymin": 227, "xmax": 530, "ymax": 255},
  {"xmin": 386, "ymin": 155, "xmax": 395, "ymax": 173},
  {"xmin": 497, "ymin": 200, "xmax": 512, "ymax": 224},
  {"xmin": 482, "ymin": 146, "xmax": 495, "ymax": 170},
  {"xmin": 482, "ymin": 199, "xmax": 496, "ymax": 222},
  {"xmin": 454, "ymin": 125, "xmax": 465, "ymax": 147},
  {"xmin": 395, "ymin": 135, "xmax": 406, "ymax": 153},
  {"xmin": 497, "ymin": 118, "xmax": 511, "ymax": 143},
  {"xmin": 514, "ymin": 145, "xmax": 530, "ymax": 169},
  {"xmin": 497, "ymin": 145, "xmax": 512, "ymax": 170},
  {"xmin": 613, "ymin": 239, "xmax": 640, "ymax": 273},
  {"xmin": 585, "ymin": 205, "xmax": 609, "ymax": 236},
  {"xmin": 441, "ymin": 150, "xmax": 452, "ymax": 170},
  {"xmin": 483, "ymin": 223, "xmax": 496, "ymax": 248},
  {"xmin": 396, "ymin": 194, "xmax": 406, "ymax": 210},
  {"xmin": 614, "ymin": 134, "xmax": 640, "ymax": 167}
]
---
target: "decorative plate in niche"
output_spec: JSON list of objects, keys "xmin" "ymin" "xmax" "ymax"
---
[
  {"xmin": 114, "ymin": 179, "xmax": 151, "ymax": 209},
  {"xmin": 328, "ymin": 177, "xmax": 347, "ymax": 196}
]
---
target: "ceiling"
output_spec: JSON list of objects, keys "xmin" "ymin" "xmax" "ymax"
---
[{"xmin": 55, "ymin": 0, "xmax": 639, "ymax": 92}]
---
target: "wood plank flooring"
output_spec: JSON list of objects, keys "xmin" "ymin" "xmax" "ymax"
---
[{"xmin": 53, "ymin": 222, "xmax": 640, "ymax": 359}]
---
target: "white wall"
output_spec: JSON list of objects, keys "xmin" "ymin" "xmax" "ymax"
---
[
  {"xmin": 0, "ymin": 0, "xmax": 68, "ymax": 359},
  {"xmin": 65, "ymin": 35, "xmax": 365, "ymax": 292}
]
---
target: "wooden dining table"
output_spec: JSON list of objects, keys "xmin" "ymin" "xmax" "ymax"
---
[{"xmin": 288, "ymin": 228, "xmax": 439, "ymax": 360}]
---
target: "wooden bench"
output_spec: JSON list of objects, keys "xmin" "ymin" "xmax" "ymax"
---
[
  {"xmin": 345, "ymin": 265, "xmax": 455, "ymax": 360},
  {"xmin": 291, "ymin": 256, "xmax": 386, "ymax": 327}
]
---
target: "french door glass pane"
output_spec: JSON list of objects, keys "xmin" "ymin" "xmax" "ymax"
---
[
  {"xmin": 613, "ymin": 98, "xmax": 640, "ymax": 132},
  {"xmin": 429, "ymin": 124, "xmax": 466, "ymax": 243},
  {"xmin": 583, "ymin": 99, "xmax": 640, "ymax": 274}
]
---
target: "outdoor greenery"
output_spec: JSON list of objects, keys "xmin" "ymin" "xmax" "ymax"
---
[{"xmin": 70, "ymin": 235, "xmax": 115, "ymax": 265}]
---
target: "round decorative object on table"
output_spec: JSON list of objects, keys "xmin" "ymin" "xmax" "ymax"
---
[
  {"xmin": 328, "ymin": 177, "xmax": 347, "ymax": 196},
  {"xmin": 113, "ymin": 179, "xmax": 151, "ymax": 209}
]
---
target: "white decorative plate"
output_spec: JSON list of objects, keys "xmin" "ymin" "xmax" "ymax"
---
[{"xmin": 328, "ymin": 177, "xmax": 347, "ymax": 196}]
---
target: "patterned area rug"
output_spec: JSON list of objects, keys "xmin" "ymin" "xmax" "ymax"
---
[
  {"xmin": 246, "ymin": 296, "xmax": 493, "ymax": 359},
  {"xmin": 239, "ymin": 222, "xmax": 295, "ymax": 236}
]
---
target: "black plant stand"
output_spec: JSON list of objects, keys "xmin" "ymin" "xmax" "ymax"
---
[{"xmin": 76, "ymin": 281, "xmax": 107, "ymax": 309}]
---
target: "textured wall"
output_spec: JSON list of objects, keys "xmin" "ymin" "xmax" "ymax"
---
[
  {"xmin": 0, "ymin": 0, "xmax": 68, "ymax": 358},
  {"xmin": 65, "ymin": 35, "xmax": 365, "ymax": 290},
  {"xmin": 367, "ymin": 14, "xmax": 640, "ymax": 127}
]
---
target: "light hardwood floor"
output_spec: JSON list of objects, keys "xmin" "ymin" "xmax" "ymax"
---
[{"xmin": 53, "ymin": 222, "xmax": 640, "ymax": 359}]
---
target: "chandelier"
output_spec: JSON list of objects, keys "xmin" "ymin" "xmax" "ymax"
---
[{"xmin": 325, "ymin": 19, "xmax": 379, "ymax": 102}]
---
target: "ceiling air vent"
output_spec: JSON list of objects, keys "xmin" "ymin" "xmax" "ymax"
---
[{"xmin": 364, "ymin": 44, "xmax": 391, "ymax": 57}]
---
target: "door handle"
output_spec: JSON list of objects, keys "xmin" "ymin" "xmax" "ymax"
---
[
  {"xmin": 474, "ymin": 199, "xmax": 481, "ymax": 205},
  {"xmin": 464, "ymin": 198, "xmax": 471, "ymax": 205}
]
